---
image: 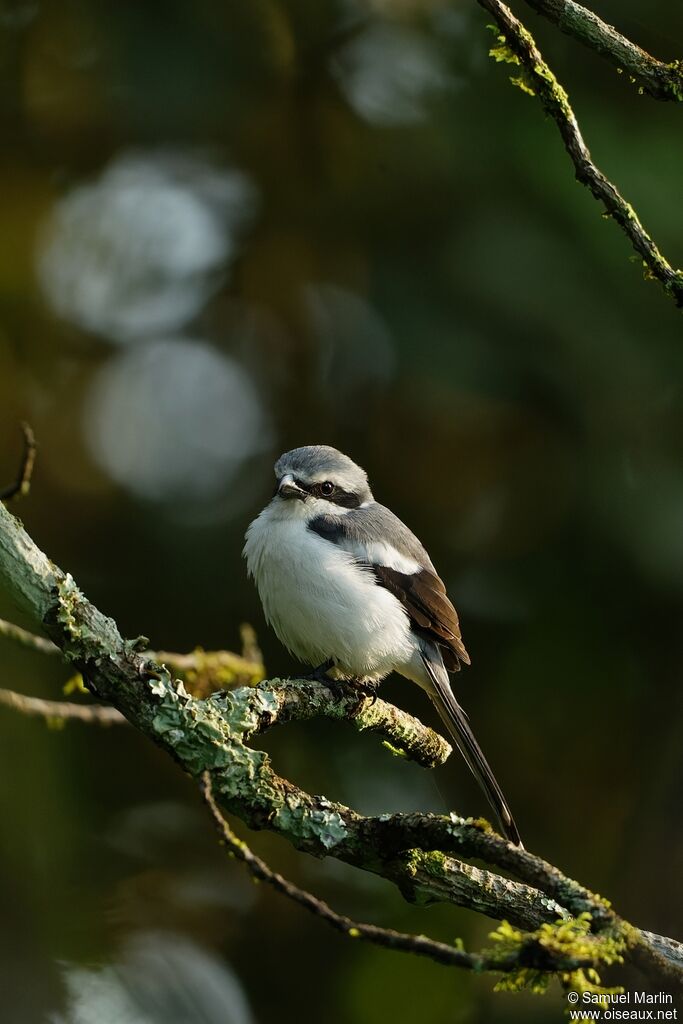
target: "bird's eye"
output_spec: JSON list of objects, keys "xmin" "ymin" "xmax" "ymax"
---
[{"xmin": 319, "ymin": 481, "xmax": 334, "ymax": 496}]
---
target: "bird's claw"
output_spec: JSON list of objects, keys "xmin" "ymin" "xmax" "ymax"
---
[
  {"xmin": 297, "ymin": 663, "xmax": 379, "ymax": 705},
  {"xmin": 351, "ymin": 679, "xmax": 380, "ymax": 705}
]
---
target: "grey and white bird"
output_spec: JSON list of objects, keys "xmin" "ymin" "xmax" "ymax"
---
[{"xmin": 243, "ymin": 445, "xmax": 521, "ymax": 845}]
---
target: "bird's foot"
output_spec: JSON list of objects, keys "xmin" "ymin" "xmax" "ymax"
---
[
  {"xmin": 349, "ymin": 678, "xmax": 381, "ymax": 705},
  {"xmin": 299, "ymin": 660, "xmax": 335, "ymax": 683}
]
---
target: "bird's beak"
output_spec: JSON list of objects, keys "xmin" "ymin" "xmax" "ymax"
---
[{"xmin": 277, "ymin": 474, "xmax": 306, "ymax": 501}]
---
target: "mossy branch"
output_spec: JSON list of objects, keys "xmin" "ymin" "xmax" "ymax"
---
[
  {"xmin": 479, "ymin": 0, "xmax": 683, "ymax": 309},
  {"xmin": 199, "ymin": 772, "xmax": 617, "ymax": 981},
  {"xmin": 0, "ymin": 610, "xmax": 266, "ymax": 700},
  {"xmin": 524, "ymin": 0, "xmax": 683, "ymax": 102},
  {"xmin": 0, "ymin": 498, "xmax": 680, "ymax": 994}
]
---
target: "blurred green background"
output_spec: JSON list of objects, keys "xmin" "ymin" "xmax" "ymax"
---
[{"xmin": 0, "ymin": 0, "xmax": 681, "ymax": 1021}]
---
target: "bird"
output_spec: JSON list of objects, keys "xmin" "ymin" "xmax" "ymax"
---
[{"xmin": 243, "ymin": 445, "xmax": 521, "ymax": 846}]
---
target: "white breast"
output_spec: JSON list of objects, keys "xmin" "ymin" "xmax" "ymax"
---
[{"xmin": 243, "ymin": 502, "xmax": 415, "ymax": 680}]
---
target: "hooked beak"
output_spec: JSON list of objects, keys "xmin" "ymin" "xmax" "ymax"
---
[{"xmin": 277, "ymin": 474, "xmax": 306, "ymax": 501}]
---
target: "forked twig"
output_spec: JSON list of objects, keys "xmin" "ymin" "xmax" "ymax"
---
[{"xmin": 0, "ymin": 423, "xmax": 36, "ymax": 502}]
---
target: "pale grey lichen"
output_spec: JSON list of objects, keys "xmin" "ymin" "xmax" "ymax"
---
[
  {"xmin": 207, "ymin": 683, "xmax": 279, "ymax": 739},
  {"xmin": 150, "ymin": 674, "xmax": 245, "ymax": 773},
  {"xmin": 275, "ymin": 794, "xmax": 350, "ymax": 852},
  {"xmin": 149, "ymin": 677, "xmax": 168, "ymax": 698}
]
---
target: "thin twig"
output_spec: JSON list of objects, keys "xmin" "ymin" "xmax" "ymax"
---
[
  {"xmin": 0, "ymin": 613, "xmax": 263, "ymax": 693},
  {"xmin": 0, "ymin": 687, "xmax": 124, "ymax": 724},
  {"xmin": 200, "ymin": 772, "xmax": 599, "ymax": 976},
  {"xmin": 0, "ymin": 423, "xmax": 37, "ymax": 502},
  {"xmin": 0, "ymin": 617, "xmax": 58, "ymax": 655},
  {"xmin": 523, "ymin": 0, "xmax": 683, "ymax": 102},
  {"xmin": 479, "ymin": 0, "xmax": 683, "ymax": 308},
  {"xmin": 200, "ymin": 772, "xmax": 482, "ymax": 969}
]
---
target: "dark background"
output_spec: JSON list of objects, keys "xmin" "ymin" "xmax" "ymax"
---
[{"xmin": 0, "ymin": 1, "xmax": 681, "ymax": 1021}]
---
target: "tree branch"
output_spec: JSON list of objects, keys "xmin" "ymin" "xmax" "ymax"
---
[
  {"xmin": 0, "ymin": 686, "xmax": 124, "ymax": 724},
  {"xmin": 523, "ymin": 0, "xmax": 683, "ymax": 102},
  {"xmin": 0, "ymin": 616, "xmax": 59, "ymax": 654},
  {"xmin": 199, "ymin": 771, "xmax": 613, "ymax": 978},
  {"xmin": 0, "ymin": 616, "xmax": 265, "ymax": 694},
  {"xmin": 479, "ymin": 0, "xmax": 683, "ymax": 308},
  {"xmin": 199, "ymin": 771, "xmax": 480, "ymax": 971},
  {"xmin": 0, "ymin": 423, "xmax": 36, "ymax": 502},
  {"xmin": 246, "ymin": 676, "xmax": 452, "ymax": 768},
  {"xmin": 0, "ymin": 498, "xmax": 680, "ymax": 992}
]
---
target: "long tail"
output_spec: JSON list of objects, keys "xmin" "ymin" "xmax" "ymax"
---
[{"xmin": 421, "ymin": 649, "xmax": 522, "ymax": 846}]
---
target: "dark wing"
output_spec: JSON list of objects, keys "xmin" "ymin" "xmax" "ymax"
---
[
  {"xmin": 371, "ymin": 563, "xmax": 470, "ymax": 671},
  {"xmin": 308, "ymin": 505, "xmax": 470, "ymax": 671}
]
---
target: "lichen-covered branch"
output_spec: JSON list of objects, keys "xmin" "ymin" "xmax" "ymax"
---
[
  {"xmin": 247, "ymin": 676, "xmax": 451, "ymax": 768},
  {"xmin": 200, "ymin": 771, "xmax": 480, "ymax": 971},
  {"xmin": 0, "ymin": 498, "xmax": 680, "ymax": 992},
  {"xmin": 523, "ymin": 0, "xmax": 683, "ymax": 102},
  {"xmin": 199, "ymin": 772, "xmax": 615, "ymax": 980},
  {"xmin": 479, "ymin": 0, "xmax": 683, "ymax": 309}
]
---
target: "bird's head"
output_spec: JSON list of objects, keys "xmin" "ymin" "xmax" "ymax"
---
[{"xmin": 273, "ymin": 445, "xmax": 372, "ymax": 511}]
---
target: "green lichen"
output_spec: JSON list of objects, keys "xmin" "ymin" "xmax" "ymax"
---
[
  {"xmin": 403, "ymin": 849, "xmax": 421, "ymax": 879},
  {"xmin": 510, "ymin": 74, "xmax": 535, "ymax": 97},
  {"xmin": 150, "ymin": 674, "xmax": 247, "ymax": 773},
  {"xmin": 489, "ymin": 38, "xmax": 520, "ymax": 66},
  {"xmin": 421, "ymin": 849, "xmax": 451, "ymax": 876},
  {"xmin": 205, "ymin": 684, "xmax": 280, "ymax": 739},
  {"xmin": 276, "ymin": 795, "xmax": 349, "ymax": 851},
  {"xmin": 148, "ymin": 677, "xmax": 350, "ymax": 852},
  {"xmin": 460, "ymin": 814, "xmax": 494, "ymax": 833},
  {"xmin": 488, "ymin": 32, "xmax": 536, "ymax": 97},
  {"xmin": 485, "ymin": 915, "xmax": 626, "ymax": 996},
  {"xmin": 494, "ymin": 966, "xmax": 551, "ymax": 994},
  {"xmin": 56, "ymin": 573, "xmax": 80, "ymax": 633},
  {"xmin": 666, "ymin": 60, "xmax": 683, "ymax": 102},
  {"xmin": 400, "ymin": 848, "xmax": 454, "ymax": 903},
  {"xmin": 356, "ymin": 697, "xmax": 450, "ymax": 767},
  {"xmin": 54, "ymin": 572, "xmax": 124, "ymax": 660},
  {"xmin": 488, "ymin": 21, "xmax": 573, "ymax": 116},
  {"xmin": 63, "ymin": 673, "xmax": 87, "ymax": 695},
  {"xmin": 149, "ymin": 675, "xmax": 170, "ymax": 698},
  {"xmin": 381, "ymin": 740, "xmax": 407, "ymax": 758}
]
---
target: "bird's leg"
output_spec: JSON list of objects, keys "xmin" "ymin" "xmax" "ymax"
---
[
  {"xmin": 299, "ymin": 663, "xmax": 380, "ymax": 706},
  {"xmin": 299, "ymin": 660, "xmax": 335, "ymax": 683}
]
